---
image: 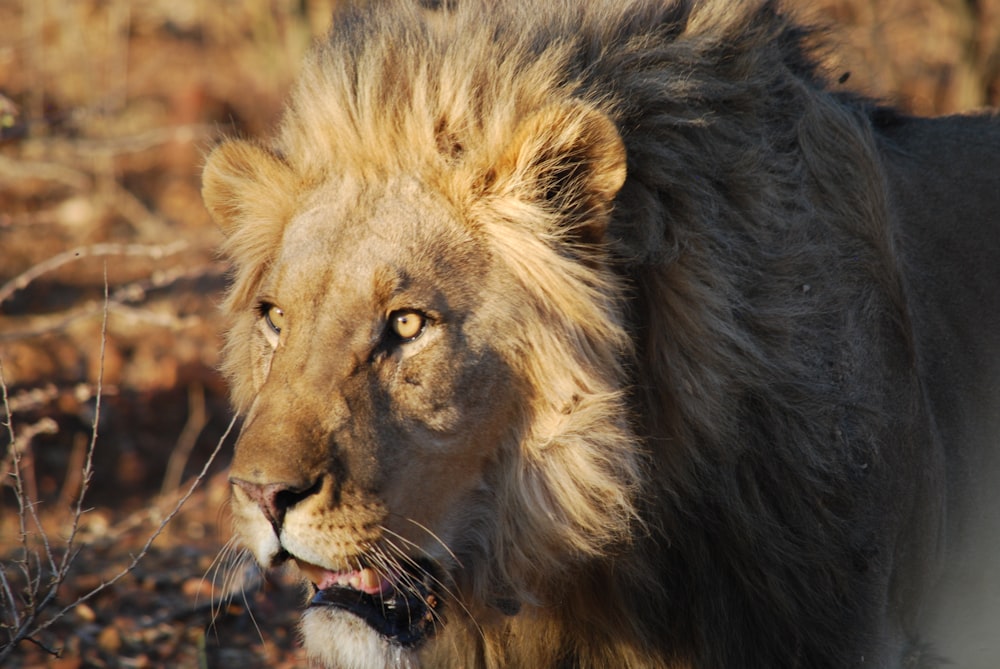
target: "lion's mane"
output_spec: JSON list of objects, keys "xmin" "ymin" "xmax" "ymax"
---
[{"xmin": 206, "ymin": 0, "xmax": 1000, "ymax": 667}]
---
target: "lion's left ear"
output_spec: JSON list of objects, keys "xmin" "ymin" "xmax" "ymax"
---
[
  {"xmin": 202, "ymin": 139, "xmax": 298, "ymax": 238},
  {"xmin": 487, "ymin": 102, "xmax": 627, "ymax": 242}
]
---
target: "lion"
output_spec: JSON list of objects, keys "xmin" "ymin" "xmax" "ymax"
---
[{"xmin": 200, "ymin": 0, "xmax": 1000, "ymax": 667}]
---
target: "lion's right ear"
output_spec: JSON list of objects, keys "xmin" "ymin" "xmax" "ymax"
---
[
  {"xmin": 483, "ymin": 102, "xmax": 627, "ymax": 243},
  {"xmin": 202, "ymin": 139, "xmax": 297, "ymax": 236}
]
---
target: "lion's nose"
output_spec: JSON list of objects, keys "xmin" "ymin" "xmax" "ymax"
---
[{"xmin": 230, "ymin": 477, "xmax": 320, "ymax": 530}]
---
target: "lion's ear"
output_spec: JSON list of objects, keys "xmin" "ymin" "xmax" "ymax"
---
[
  {"xmin": 202, "ymin": 139, "xmax": 297, "ymax": 236},
  {"xmin": 488, "ymin": 102, "xmax": 627, "ymax": 242}
]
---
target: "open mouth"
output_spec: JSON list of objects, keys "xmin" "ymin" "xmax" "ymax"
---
[{"xmin": 296, "ymin": 560, "xmax": 441, "ymax": 647}]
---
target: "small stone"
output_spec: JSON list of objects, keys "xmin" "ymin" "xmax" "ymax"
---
[
  {"xmin": 75, "ymin": 602, "xmax": 97, "ymax": 623},
  {"xmin": 97, "ymin": 625, "xmax": 122, "ymax": 654}
]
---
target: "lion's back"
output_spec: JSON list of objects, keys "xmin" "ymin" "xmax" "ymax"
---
[
  {"xmin": 878, "ymin": 111, "xmax": 1000, "ymax": 668},
  {"xmin": 878, "ymin": 112, "xmax": 1000, "ymax": 402}
]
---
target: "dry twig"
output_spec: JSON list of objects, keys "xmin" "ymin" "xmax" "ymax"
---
[
  {"xmin": 0, "ymin": 240, "xmax": 189, "ymax": 306},
  {"xmin": 0, "ymin": 271, "xmax": 234, "ymax": 661},
  {"xmin": 161, "ymin": 382, "xmax": 209, "ymax": 496}
]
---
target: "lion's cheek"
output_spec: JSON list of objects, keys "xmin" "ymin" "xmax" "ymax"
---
[
  {"xmin": 380, "ymin": 443, "xmax": 489, "ymax": 541},
  {"xmin": 389, "ymin": 349, "xmax": 516, "ymax": 439},
  {"xmin": 376, "ymin": 396, "xmax": 503, "ymax": 550},
  {"xmin": 376, "ymin": 355, "xmax": 517, "ymax": 529}
]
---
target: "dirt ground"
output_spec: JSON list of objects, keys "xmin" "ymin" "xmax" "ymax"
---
[{"xmin": 1, "ymin": 0, "xmax": 997, "ymax": 667}]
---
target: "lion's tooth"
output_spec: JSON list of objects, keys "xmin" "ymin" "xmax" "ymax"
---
[
  {"xmin": 359, "ymin": 568, "xmax": 380, "ymax": 593},
  {"xmin": 293, "ymin": 559, "xmax": 339, "ymax": 590}
]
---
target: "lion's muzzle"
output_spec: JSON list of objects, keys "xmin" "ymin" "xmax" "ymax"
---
[{"xmin": 229, "ymin": 472, "xmax": 443, "ymax": 648}]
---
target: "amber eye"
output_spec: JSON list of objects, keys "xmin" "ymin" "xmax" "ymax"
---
[
  {"xmin": 389, "ymin": 310, "xmax": 426, "ymax": 342},
  {"xmin": 263, "ymin": 304, "xmax": 286, "ymax": 334}
]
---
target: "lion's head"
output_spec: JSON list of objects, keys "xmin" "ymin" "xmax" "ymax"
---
[{"xmin": 203, "ymin": 44, "xmax": 644, "ymax": 661}]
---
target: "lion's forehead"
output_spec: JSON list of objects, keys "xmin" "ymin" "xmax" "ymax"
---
[{"xmin": 270, "ymin": 176, "xmax": 483, "ymax": 309}]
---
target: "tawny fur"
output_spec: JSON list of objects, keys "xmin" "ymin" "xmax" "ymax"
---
[{"xmin": 202, "ymin": 0, "xmax": 1000, "ymax": 667}]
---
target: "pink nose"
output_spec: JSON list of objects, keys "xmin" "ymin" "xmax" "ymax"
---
[{"xmin": 230, "ymin": 477, "xmax": 319, "ymax": 529}]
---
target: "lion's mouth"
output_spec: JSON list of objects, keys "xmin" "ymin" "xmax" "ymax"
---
[{"xmin": 296, "ymin": 560, "xmax": 440, "ymax": 647}]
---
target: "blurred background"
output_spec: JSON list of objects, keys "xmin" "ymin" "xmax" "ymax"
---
[{"xmin": 1, "ymin": 0, "xmax": 997, "ymax": 666}]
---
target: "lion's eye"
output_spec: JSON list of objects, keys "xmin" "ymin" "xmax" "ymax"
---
[
  {"xmin": 263, "ymin": 304, "xmax": 286, "ymax": 335},
  {"xmin": 389, "ymin": 310, "xmax": 426, "ymax": 342}
]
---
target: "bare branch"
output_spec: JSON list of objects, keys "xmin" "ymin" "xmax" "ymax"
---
[
  {"xmin": 0, "ymin": 568, "xmax": 19, "ymax": 632},
  {"xmin": 0, "ymin": 358, "xmax": 40, "ymax": 654},
  {"xmin": 0, "ymin": 417, "xmax": 58, "ymax": 498},
  {"xmin": 103, "ymin": 177, "xmax": 173, "ymax": 238},
  {"xmin": 0, "ymin": 125, "xmax": 214, "ymax": 186},
  {"xmin": 0, "ymin": 266, "xmax": 234, "ymax": 661},
  {"xmin": 30, "ymin": 412, "xmax": 238, "ymax": 641},
  {"xmin": 0, "ymin": 356, "xmax": 52, "ymax": 580},
  {"xmin": 0, "ymin": 240, "xmax": 190, "ymax": 305},
  {"xmin": 0, "ymin": 155, "xmax": 91, "ymax": 192},
  {"xmin": 161, "ymin": 383, "xmax": 209, "ymax": 496},
  {"xmin": 59, "ymin": 125, "xmax": 214, "ymax": 159},
  {"xmin": 56, "ymin": 269, "xmax": 110, "ymax": 588},
  {"xmin": 3, "ymin": 386, "xmax": 60, "ymax": 415}
]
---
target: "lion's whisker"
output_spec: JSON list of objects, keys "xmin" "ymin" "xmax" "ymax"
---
[
  {"xmin": 206, "ymin": 540, "xmax": 268, "ymax": 646},
  {"xmin": 369, "ymin": 547, "xmax": 430, "ymax": 626},
  {"xmin": 378, "ymin": 530, "xmax": 482, "ymax": 640},
  {"xmin": 379, "ymin": 523, "xmax": 455, "ymax": 572},
  {"xmin": 378, "ymin": 527, "xmax": 456, "ymax": 598},
  {"xmin": 398, "ymin": 517, "xmax": 462, "ymax": 567},
  {"xmin": 238, "ymin": 565, "xmax": 267, "ymax": 646},
  {"xmin": 205, "ymin": 537, "xmax": 245, "ymax": 628}
]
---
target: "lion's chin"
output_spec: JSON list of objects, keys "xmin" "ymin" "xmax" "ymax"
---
[{"xmin": 301, "ymin": 607, "xmax": 421, "ymax": 669}]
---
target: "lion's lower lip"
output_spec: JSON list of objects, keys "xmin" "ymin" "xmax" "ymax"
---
[
  {"xmin": 309, "ymin": 584, "xmax": 434, "ymax": 646},
  {"xmin": 301, "ymin": 561, "xmax": 441, "ymax": 647}
]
